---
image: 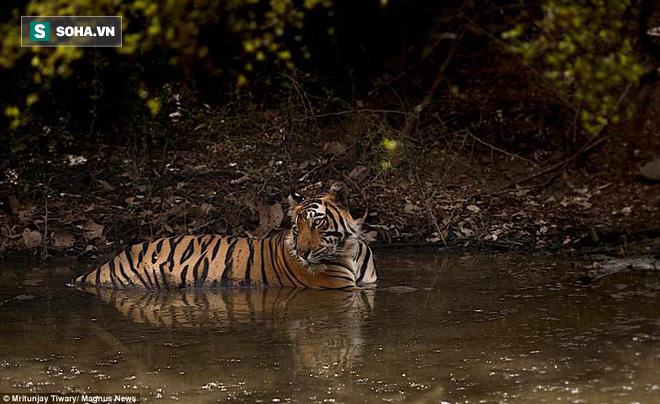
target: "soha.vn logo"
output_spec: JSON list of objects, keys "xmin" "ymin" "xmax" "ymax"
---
[
  {"xmin": 29, "ymin": 22, "xmax": 116, "ymax": 42},
  {"xmin": 29, "ymin": 22, "xmax": 50, "ymax": 41}
]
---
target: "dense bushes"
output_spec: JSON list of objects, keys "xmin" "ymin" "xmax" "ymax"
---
[
  {"xmin": 504, "ymin": 0, "xmax": 646, "ymax": 134},
  {"xmin": 0, "ymin": 0, "xmax": 654, "ymax": 163}
]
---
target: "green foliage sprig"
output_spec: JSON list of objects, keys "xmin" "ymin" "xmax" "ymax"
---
[
  {"xmin": 504, "ymin": 0, "xmax": 644, "ymax": 134},
  {"xmin": 0, "ymin": 0, "xmax": 333, "ymax": 131}
]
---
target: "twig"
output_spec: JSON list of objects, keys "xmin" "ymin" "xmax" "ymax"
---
[
  {"xmin": 236, "ymin": 164, "xmax": 282, "ymax": 222},
  {"xmin": 158, "ymin": 138, "xmax": 170, "ymax": 177},
  {"xmin": 488, "ymin": 81, "xmax": 634, "ymax": 195},
  {"xmin": 413, "ymin": 168, "xmax": 446, "ymax": 245},
  {"xmin": 44, "ymin": 195, "xmax": 48, "ymax": 242},
  {"xmin": 400, "ymin": 30, "xmax": 464, "ymax": 139},
  {"xmin": 284, "ymin": 73, "xmax": 317, "ymax": 125},
  {"xmin": 486, "ymin": 130, "xmax": 607, "ymax": 196},
  {"xmin": 439, "ymin": 130, "xmax": 470, "ymax": 184},
  {"xmin": 297, "ymin": 153, "xmax": 342, "ymax": 183},
  {"xmin": 294, "ymin": 109, "xmax": 410, "ymax": 122},
  {"xmin": 330, "ymin": 166, "xmax": 365, "ymax": 200},
  {"xmin": 465, "ymin": 130, "xmax": 536, "ymax": 164}
]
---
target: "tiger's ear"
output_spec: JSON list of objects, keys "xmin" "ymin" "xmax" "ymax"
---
[
  {"xmin": 286, "ymin": 192, "xmax": 304, "ymax": 217},
  {"xmin": 288, "ymin": 192, "xmax": 304, "ymax": 205}
]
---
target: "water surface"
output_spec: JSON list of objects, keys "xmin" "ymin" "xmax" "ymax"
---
[{"xmin": 1, "ymin": 253, "xmax": 660, "ymax": 403}]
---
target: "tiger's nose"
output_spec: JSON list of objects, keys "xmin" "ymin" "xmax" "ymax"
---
[{"xmin": 300, "ymin": 250, "xmax": 311, "ymax": 260}]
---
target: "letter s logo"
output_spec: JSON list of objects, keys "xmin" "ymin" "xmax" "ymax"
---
[
  {"xmin": 34, "ymin": 24, "xmax": 45, "ymax": 38},
  {"xmin": 30, "ymin": 22, "xmax": 50, "ymax": 41}
]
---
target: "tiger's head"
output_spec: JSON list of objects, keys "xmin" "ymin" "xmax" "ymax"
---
[{"xmin": 286, "ymin": 183, "xmax": 363, "ymax": 274}]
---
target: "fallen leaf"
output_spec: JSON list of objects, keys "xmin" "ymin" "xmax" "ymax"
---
[
  {"xmin": 252, "ymin": 200, "xmax": 284, "ymax": 237},
  {"xmin": 460, "ymin": 226, "xmax": 475, "ymax": 237},
  {"xmin": 362, "ymin": 230, "xmax": 378, "ymax": 243},
  {"xmin": 348, "ymin": 165, "xmax": 368, "ymax": 180},
  {"xmin": 426, "ymin": 232, "xmax": 444, "ymax": 243},
  {"xmin": 8, "ymin": 195, "xmax": 21, "ymax": 213},
  {"xmin": 230, "ymin": 174, "xmax": 249, "ymax": 185},
  {"xmin": 578, "ymin": 201, "xmax": 593, "ymax": 209},
  {"xmin": 322, "ymin": 141, "xmax": 346, "ymax": 155},
  {"xmin": 65, "ymin": 154, "xmax": 87, "ymax": 166},
  {"xmin": 52, "ymin": 229, "xmax": 74, "ymax": 248},
  {"xmin": 3, "ymin": 225, "xmax": 21, "ymax": 239},
  {"xmin": 199, "ymin": 202, "xmax": 212, "ymax": 215},
  {"xmin": 82, "ymin": 221, "xmax": 104, "ymax": 239},
  {"xmin": 640, "ymin": 157, "xmax": 660, "ymax": 181},
  {"xmin": 22, "ymin": 229, "xmax": 42, "ymax": 249},
  {"xmin": 466, "ymin": 205, "xmax": 480, "ymax": 212},
  {"xmin": 404, "ymin": 202, "xmax": 419, "ymax": 214},
  {"xmin": 18, "ymin": 209, "xmax": 33, "ymax": 224},
  {"xmin": 98, "ymin": 180, "xmax": 115, "ymax": 191}
]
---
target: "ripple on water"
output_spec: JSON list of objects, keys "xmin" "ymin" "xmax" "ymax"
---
[{"xmin": 1, "ymin": 253, "xmax": 660, "ymax": 403}]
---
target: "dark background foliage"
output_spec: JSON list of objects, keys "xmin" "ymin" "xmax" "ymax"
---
[{"xmin": 1, "ymin": 0, "xmax": 660, "ymax": 255}]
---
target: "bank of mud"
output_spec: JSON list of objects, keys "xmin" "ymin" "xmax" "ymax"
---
[
  {"xmin": 2, "ymin": 68, "xmax": 660, "ymax": 260},
  {"xmin": 1, "ymin": 108, "xmax": 659, "ymax": 261}
]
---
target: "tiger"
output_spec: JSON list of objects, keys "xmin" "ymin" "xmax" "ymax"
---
[{"xmin": 70, "ymin": 183, "xmax": 377, "ymax": 290}]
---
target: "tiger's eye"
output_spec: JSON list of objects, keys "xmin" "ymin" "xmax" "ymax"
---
[{"xmin": 314, "ymin": 218, "xmax": 327, "ymax": 228}]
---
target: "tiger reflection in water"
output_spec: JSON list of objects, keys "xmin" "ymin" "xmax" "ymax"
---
[{"xmin": 81, "ymin": 286, "xmax": 375, "ymax": 374}]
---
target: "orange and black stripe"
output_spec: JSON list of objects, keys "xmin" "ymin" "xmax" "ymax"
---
[{"xmin": 71, "ymin": 232, "xmax": 376, "ymax": 290}]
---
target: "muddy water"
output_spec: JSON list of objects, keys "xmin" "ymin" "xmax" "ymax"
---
[{"xmin": 1, "ymin": 253, "xmax": 660, "ymax": 403}]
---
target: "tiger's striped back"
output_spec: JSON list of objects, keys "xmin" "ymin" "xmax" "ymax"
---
[{"xmin": 72, "ymin": 231, "xmax": 376, "ymax": 290}]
